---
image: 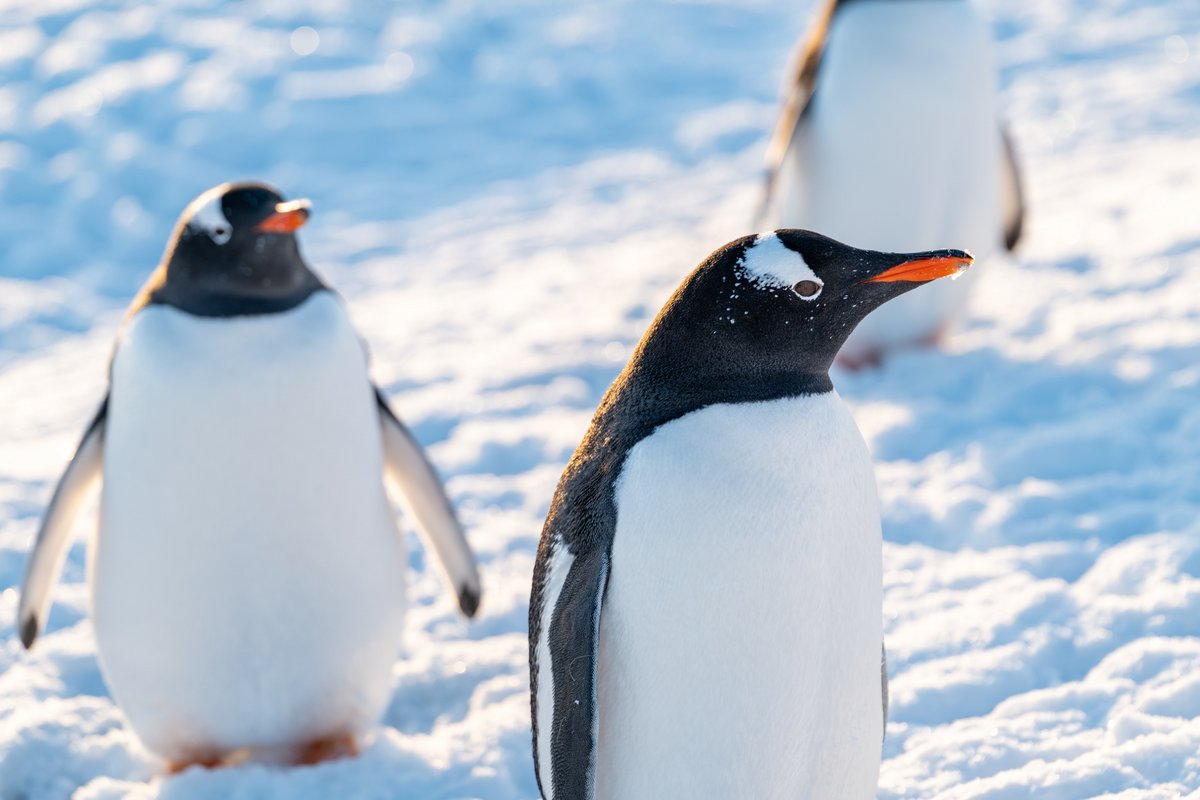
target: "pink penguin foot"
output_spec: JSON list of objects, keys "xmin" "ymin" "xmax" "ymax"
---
[
  {"xmin": 295, "ymin": 734, "xmax": 359, "ymax": 766},
  {"xmin": 837, "ymin": 326, "xmax": 950, "ymax": 371},
  {"xmin": 166, "ymin": 754, "xmax": 224, "ymax": 774},
  {"xmin": 917, "ymin": 326, "xmax": 948, "ymax": 349},
  {"xmin": 836, "ymin": 348, "xmax": 886, "ymax": 372}
]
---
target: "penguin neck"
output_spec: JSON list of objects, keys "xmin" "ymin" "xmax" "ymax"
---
[
  {"xmin": 127, "ymin": 260, "xmax": 326, "ymax": 319},
  {"xmin": 151, "ymin": 284, "xmax": 327, "ymax": 317},
  {"xmin": 555, "ymin": 358, "xmax": 831, "ymax": 550},
  {"xmin": 599, "ymin": 359, "xmax": 833, "ymax": 452}
]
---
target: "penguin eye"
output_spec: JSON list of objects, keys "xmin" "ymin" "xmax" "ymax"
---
[
  {"xmin": 792, "ymin": 280, "xmax": 822, "ymax": 300},
  {"xmin": 211, "ymin": 225, "xmax": 232, "ymax": 245}
]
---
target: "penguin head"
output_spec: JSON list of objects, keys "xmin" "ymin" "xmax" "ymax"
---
[
  {"xmin": 633, "ymin": 229, "xmax": 972, "ymax": 389},
  {"xmin": 152, "ymin": 181, "xmax": 323, "ymax": 316}
]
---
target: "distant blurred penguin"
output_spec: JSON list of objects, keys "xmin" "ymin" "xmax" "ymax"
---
[
  {"xmin": 759, "ymin": 0, "xmax": 1024, "ymax": 368},
  {"xmin": 18, "ymin": 182, "xmax": 482, "ymax": 771}
]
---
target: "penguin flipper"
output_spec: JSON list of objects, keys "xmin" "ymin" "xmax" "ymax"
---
[
  {"xmin": 756, "ymin": 0, "xmax": 842, "ymax": 228},
  {"xmin": 18, "ymin": 397, "xmax": 107, "ymax": 649},
  {"xmin": 882, "ymin": 642, "xmax": 889, "ymax": 739},
  {"xmin": 531, "ymin": 540, "xmax": 609, "ymax": 800},
  {"xmin": 1000, "ymin": 124, "xmax": 1026, "ymax": 251},
  {"xmin": 375, "ymin": 388, "xmax": 482, "ymax": 617}
]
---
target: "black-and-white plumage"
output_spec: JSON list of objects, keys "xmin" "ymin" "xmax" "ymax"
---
[
  {"xmin": 18, "ymin": 182, "xmax": 481, "ymax": 765},
  {"xmin": 529, "ymin": 230, "xmax": 972, "ymax": 798}
]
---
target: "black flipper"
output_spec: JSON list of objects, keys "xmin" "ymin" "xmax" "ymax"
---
[
  {"xmin": 531, "ymin": 544, "xmax": 609, "ymax": 800},
  {"xmin": 882, "ymin": 642, "xmax": 890, "ymax": 739},
  {"xmin": 1000, "ymin": 124, "xmax": 1026, "ymax": 251}
]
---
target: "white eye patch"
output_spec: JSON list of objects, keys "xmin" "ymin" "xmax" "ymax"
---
[
  {"xmin": 188, "ymin": 190, "xmax": 232, "ymax": 245},
  {"xmin": 740, "ymin": 232, "xmax": 823, "ymax": 300}
]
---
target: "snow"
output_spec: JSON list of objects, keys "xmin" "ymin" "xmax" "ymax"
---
[{"xmin": 0, "ymin": 0, "xmax": 1198, "ymax": 797}]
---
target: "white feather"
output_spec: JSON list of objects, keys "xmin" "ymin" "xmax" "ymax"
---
[
  {"xmin": 188, "ymin": 188, "xmax": 232, "ymax": 244},
  {"xmin": 93, "ymin": 293, "xmax": 407, "ymax": 760},
  {"xmin": 596, "ymin": 392, "xmax": 883, "ymax": 798},
  {"xmin": 741, "ymin": 232, "xmax": 821, "ymax": 292},
  {"xmin": 776, "ymin": 0, "xmax": 1003, "ymax": 358}
]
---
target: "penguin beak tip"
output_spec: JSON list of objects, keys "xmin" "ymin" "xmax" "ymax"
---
[
  {"xmin": 866, "ymin": 250, "xmax": 974, "ymax": 284},
  {"xmin": 256, "ymin": 199, "xmax": 312, "ymax": 234}
]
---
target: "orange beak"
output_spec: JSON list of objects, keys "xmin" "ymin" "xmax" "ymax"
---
[
  {"xmin": 866, "ymin": 250, "xmax": 974, "ymax": 283},
  {"xmin": 256, "ymin": 199, "xmax": 312, "ymax": 234}
]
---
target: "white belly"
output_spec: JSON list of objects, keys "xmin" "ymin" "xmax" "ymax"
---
[
  {"xmin": 597, "ymin": 393, "xmax": 883, "ymax": 799},
  {"xmin": 777, "ymin": 0, "xmax": 1003, "ymax": 356},
  {"xmin": 92, "ymin": 293, "xmax": 407, "ymax": 760}
]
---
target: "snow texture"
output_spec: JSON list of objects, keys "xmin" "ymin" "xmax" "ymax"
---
[{"xmin": 0, "ymin": 0, "xmax": 1198, "ymax": 797}]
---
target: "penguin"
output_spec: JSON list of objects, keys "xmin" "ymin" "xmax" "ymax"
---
[
  {"xmin": 758, "ymin": 0, "xmax": 1024, "ymax": 368},
  {"xmin": 528, "ymin": 229, "xmax": 972, "ymax": 799},
  {"xmin": 17, "ymin": 181, "xmax": 482, "ymax": 771}
]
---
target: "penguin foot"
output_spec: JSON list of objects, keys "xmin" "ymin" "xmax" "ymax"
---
[
  {"xmin": 295, "ymin": 734, "xmax": 359, "ymax": 766},
  {"xmin": 917, "ymin": 327, "xmax": 948, "ymax": 349},
  {"xmin": 836, "ymin": 348, "xmax": 885, "ymax": 372},
  {"xmin": 166, "ymin": 755, "xmax": 224, "ymax": 774},
  {"xmin": 837, "ymin": 327, "xmax": 949, "ymax": 371}
]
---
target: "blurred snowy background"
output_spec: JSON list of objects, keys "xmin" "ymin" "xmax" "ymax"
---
[{"xmin": 1, "ymin": 0, "xmax": 1199, "ymax": 797}]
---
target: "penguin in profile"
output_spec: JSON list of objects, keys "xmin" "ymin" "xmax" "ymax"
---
[
  {"xmin": 529, "ymin": 230, "xmax": 972, "ymax": 799},
  {"xmin": 758, "ymin": 0, "xmax": 1023, "ymax": 368},
  {"xmin": 18, "ymin": 182, "xmax": 482, "ymax": 771}
]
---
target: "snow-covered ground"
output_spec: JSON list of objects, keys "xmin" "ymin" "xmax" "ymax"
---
[{"xmin": 1, "ymin": 0, "xmax": 1199, "ymax": 797}]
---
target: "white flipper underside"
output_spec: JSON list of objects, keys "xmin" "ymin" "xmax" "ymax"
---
[
  {"xmin": 17, "ymin": 411, "xmax": 105, "ymax": 648},
  {"xmin": 379, "ymin": 403, "xmax": 482, "ymax": 616}
]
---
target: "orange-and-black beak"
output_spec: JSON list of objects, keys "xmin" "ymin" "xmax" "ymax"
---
[
  {"xmin": 256, "ymin": 198, "xmax": 312, "ymax": 234},
  {"xmin": 866, "ymin": 249, "xmax": 974, "ymax": 284}
]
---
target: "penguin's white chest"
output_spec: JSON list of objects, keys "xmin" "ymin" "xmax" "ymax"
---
[
  {"xmin": 93, "ymin": 293, "xmax": 406, "ymax": 760},
  {"xmin": 598, "ymin": 393, "xmax": 883, "ymax": 799}
]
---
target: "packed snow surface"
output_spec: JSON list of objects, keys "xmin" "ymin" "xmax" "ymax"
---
[{"xmin": 1, "ymin": 0, "xmax": 1198, "ymax": 797}]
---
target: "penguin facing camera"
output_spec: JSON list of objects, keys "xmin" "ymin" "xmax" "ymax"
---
[
  {"xmin": 758, "ymin": 0, "xmax": 1024, "ymax": 368},
  {"xmin": 529, "ymin": 229, "xmax": 972, "ymax": 799},
  {"xmin": 18, "ymin": 182, "xmax": 483, "ymax": 771}
]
